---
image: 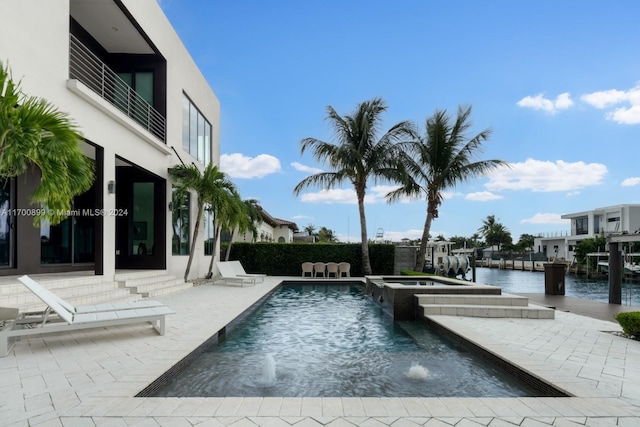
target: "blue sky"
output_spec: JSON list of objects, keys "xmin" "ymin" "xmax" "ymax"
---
[{"xmin": 159, "ymin": 0, "xmax": 640, "ymax": 243}]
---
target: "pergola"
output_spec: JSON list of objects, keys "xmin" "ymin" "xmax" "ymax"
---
[{"xmin": 606, "ymin": 233, "xmax": 640, "ymax": 304}]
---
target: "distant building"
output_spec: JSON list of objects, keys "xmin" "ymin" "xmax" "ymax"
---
[
  {"xmin": 232, "ymin": 208, "xmax": 299, "ymax": 243},
  {"xmin": 534, "ymin": 204, "xmax": 640, "ymax": 262}
]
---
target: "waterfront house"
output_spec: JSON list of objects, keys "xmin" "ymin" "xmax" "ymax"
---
[{"xmin": 533, "ymin": 204, "xmax": 640, "ymax": 262}]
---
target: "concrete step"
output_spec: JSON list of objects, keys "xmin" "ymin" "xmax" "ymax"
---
[
  {"xmin": 420, "ymin": 303, "xmax": 555, "ymax": 319},
  {"xmin": 1, "ymin": 280, "xmax": 140, "ymax": 311},
  {"xmin": 144, "ymin": 281, "xmax": 193, "ymax": 298},
  {"xmin": 416, "ymin": 293, "xmax": 529, "ymax": 307},
  {"xmin": 119, "ymin": 274, "xmax": 179, "ymax": 289}
]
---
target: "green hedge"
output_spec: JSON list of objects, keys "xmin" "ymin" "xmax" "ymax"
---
[
  {"xmin": 224, "ymin": 242, "xmax": 395, "ymax": 276},
  {"xmin": 614, "ymin": 312, "xmax": 640, "ymax": 339}
]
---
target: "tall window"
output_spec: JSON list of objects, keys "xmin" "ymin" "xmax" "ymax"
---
[
  {"xmin": 182, "ymin": 93, "xmax": 212, "ymax": 165},
  {"xmin": 203, "ymin": 205, "xmax": 215, "ymax": 255},
  {"xmin": 575, "ymin": 217, "xmax": 588, "ymax": 235},
  {"xmin": 171, "ymin": 188, "xmax": 190, "ymax": 255}
]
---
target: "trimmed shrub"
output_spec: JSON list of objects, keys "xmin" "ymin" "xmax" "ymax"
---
[
  {"xmin": 614, "ymin": 312, "xmax": 640, "ymax": 339},
  {"xmin": 225, "ymin": 242, "xmax": 395, "ymax": 277}
]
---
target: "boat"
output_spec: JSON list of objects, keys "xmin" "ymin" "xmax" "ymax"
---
[
  {"xmin": 595, "ymin": 251, "xmax": 640, "ymax": 275},
  {"xmin": 597, "ymin": 261, "xmax": 640, "ymax": 275}
]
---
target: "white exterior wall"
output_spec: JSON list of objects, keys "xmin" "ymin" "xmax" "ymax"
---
[
  {"xmin": 0, "ymin": 0, "xmax": 221, "ymax": 280},
  {"xmin": 536, "ymin": 204, "xmax": 640, "ymax": 262}
]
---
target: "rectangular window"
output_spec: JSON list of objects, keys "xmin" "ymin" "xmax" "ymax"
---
[
  {"xmin": 182, "ymin": 93, "xmax": 213, "ymax": 165},
  {"xmin": 575, "ymin": 217, "xmax": 588, "ymax": 235},
  {"xmin": 182, "ymin": 96, "xmax": 190, "ymax": 152},
  {"xmin": 171, "ymin": 188, "xmax": 190, "ymax": 255},
  {"xmin": 203, "ymin": 205, "xmax": 215, "ymax": 256}
]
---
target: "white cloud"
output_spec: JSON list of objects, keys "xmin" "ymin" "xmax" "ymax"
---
[
  {"xmin": 371, "ymin": 185, "xmax": 418, "ymax": 203},
  {"xmin": 606, "ymin": 105, "xmax": 640, "ymax": 125},
  {"xmin": 300, "ymin": 188, "xmax": 359, "ymax": 204},
  {"xmin": 516, "ymin": 92, "xmax": 573, "ymax": 114},
  {"xmin": 298, "ymin": 185, "xmax": 420, "ymax": 205},
  {"xmin": 581, "ymin": 84, "xmax": 640, "ymax": 124},
  {"xmin": 465, "ymin": 191, "xmax": 503, "ymax": 201},
  {"xmin": 486, "ymin": 158, "xmax": 607, "ymax": 192},
  {"xmin": 291, "ymin": 161, "xmax": 323, "ymax": 174},
  {"xmin": 622, "ymin": 177, "xmax": 640, "ymax": 187},
  {"xmin": 521, "ymin": 213, "xmax": 569, "ymax": 225},
  {"xmin": 291, "ymin": 214, "xmax": 313, "ymax": 220},
  {"xmin": 382, "ymin": 229, "xmax": 425, "ymax": 242},
  {"xmin": 580, "ymin": 89, "xmax": 628, "ymax": 109},
  {"xmin": 220, "ymin": 153, "xmax": 281, "ymax": 179}
]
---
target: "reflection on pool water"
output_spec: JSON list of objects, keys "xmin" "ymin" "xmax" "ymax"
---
[{"xmin": 152, "ymin": 284, "xmax": 543, "ymax": 398}]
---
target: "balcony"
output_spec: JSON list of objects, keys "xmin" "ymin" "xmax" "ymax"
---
[{"xmin": 69, "ymin": 34, "xmax": 165, "ymax": 142}]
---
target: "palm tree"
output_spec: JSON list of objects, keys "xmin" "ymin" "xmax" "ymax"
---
[
  {"xmin": 168, "ymin": 163, "xmax": 238, "ymax": 281},
  {"xmin": 387, "ymin": 106, "xmax": 509, "ymax": 272},
  {"xmin": 0, "ymin": 61, "xmax": 94, "ymax": 224},
  {"xmin": 223, "ymin": 198, "xmax": 262, "ymax": 261},
  {"xmin": 206, "ymin": 187, "xmax": 242, "ymax": 278},
  {"xmin": 478, "ymin": 214, "xmax": 497, "ymax": 240},
  {"xmin": 478, "ymin": 214, "xmax": 512, "ymax": 252},
  {"xmin": 293, "ymin": 98, "xmax": 414, "ymax": 275}
]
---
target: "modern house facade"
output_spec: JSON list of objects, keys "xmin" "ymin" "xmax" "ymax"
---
[
  {"xmin": 0, "ymin": 0, "xmax": 220, "ymax": 280},
  {"xmin": 533, "ymin": 204, "xmax": 640, "ymax": 262}
]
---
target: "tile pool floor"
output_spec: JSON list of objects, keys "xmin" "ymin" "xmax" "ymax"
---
[{"xmin": 1, "ymin": 276, "xmax": 639, "ymax": 426}]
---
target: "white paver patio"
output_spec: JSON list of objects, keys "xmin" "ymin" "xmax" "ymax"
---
[{"xmin": 0, "ymin": 276, "xmax": 639, "ymax": 426}]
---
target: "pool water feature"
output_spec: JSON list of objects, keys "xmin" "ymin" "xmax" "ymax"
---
[{"xmin": 150, "ymin": 284, "xmax": 547, "ymax": 398}]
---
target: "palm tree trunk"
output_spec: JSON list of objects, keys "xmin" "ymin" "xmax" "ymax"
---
[
  {"xmin": 358, "ymin": 195, "xmax": 372, "ymax": 275},
  {"xmin": 184, "ymin": 204, "xmax": 204, "ymax": 282},
  {"xmin": 224, "ymin": 230, "xmax": 235, "ymax": 261},
  {"xmin": 415, "ymin": 204, "xmax": 434, "ymax": 272}
]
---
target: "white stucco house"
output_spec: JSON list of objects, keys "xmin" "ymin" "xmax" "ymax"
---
[
  {"xmin": 533, "ymin": 204, "xmax": 640, "ymax": 262},
  {"xmin": 0, "ymin": 0, "xmax": 220, "ymax": 280},
  {"xmin": 231, "ymin": 208, "xmax": 299, "ymax": 243}
]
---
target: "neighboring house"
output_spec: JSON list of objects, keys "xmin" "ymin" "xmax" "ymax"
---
[
  {"xmin": 534, "ymin": 204, "xmax": 640, "ymax": 262},
  {"xmin": 0, "ymin": 0, "xmax": 220, "ymax": 279},
  {"xmin": 232, "ymin": 208, "xmax": 299, "ymax": 243}
]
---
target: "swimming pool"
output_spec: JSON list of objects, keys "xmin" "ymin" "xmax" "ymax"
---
[{"xmin": 149, "ymin": 283, "xmax": 546, "ymax": 398}]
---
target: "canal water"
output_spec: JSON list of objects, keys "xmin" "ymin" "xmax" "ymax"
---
[{"xmin": 474, "ymin": 267, "xmax": 639, "ymax": 307}]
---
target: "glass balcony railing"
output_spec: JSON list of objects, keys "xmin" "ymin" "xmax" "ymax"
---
[{"xmin": 69, "ymin": 34, "xmax": 166, "ymax": 142}]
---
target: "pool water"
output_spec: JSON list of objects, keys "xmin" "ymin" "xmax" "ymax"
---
[{"xmin": 152, "ymin": 284, "xmax": 541, "ymax": 397}]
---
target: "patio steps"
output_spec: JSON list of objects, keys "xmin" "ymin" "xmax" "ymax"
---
[
  {"xmin": 0, "ymin": 275, "xmax": 141, "ymax": 313},
  {"xmin": 417, "ymin": 293, "xmax": 555, "ymax": 319},
  {"xmin": 116, "ymin": 271, "xmax": 192, "ymax": 298}
]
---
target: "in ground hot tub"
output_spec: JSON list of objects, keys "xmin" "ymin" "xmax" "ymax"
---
[{"xmin": 366, "ymin": 275, "xmax": 501, "ymax": 320}]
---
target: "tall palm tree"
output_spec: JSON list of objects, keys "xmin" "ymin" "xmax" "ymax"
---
[
  {"xmin": 387, "ymin": 106, "xmax": 509, "ymax": 272},
  {"xmin": 206, "ymin": 187, "xmax": 243, "ymax": 277},
  {"xmin": 0, "ymin": 61, "xmax": 94, "ymax": 224},
  {"xmin": 223, "ymin": 198, "xmax": 262, "ymax": 261},
  {"xmin": 168, "ymin": 163, "xmax": 238, "ymax": 281},
  {"xmin": 293, "ymin": 97, "xmax": 414, "ymax": 275}
]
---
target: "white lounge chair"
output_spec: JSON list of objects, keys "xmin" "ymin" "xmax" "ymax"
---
[
  {"xmin": 0, "ymin": 275, "xmax": 174, "ymax": 357},
  {"xmin": 215, "ymin": 261, "xmax": 257, "ymax": 286},
  {"xmin": 228, "ymin": 260, "xmax": 265, "ymax": 283}
]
